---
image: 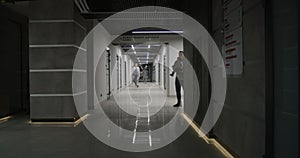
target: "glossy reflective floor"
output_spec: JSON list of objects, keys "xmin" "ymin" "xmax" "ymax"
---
[{"xmin": 0, "ymin": 83, "xmax": 224, "ymax": 158}]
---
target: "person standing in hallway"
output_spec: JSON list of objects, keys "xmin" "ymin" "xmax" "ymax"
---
[
  {"xmin": 170, "ymin": 51, "xmax": 185, "ymax": 107},
  {"xmin": 132, "ymin": 63, "xmax": 140, "ymax": 88}
]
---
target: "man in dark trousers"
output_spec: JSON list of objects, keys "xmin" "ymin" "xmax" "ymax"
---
[{"xmin": 170, "ymin": 51, "xmax": 185, "ymax": 107}]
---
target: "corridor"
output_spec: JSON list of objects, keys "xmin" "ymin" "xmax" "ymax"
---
[
  {"xmin": 0, "ymin": 83, "xmax": 224, "ymax": 158},
  {"xmin": 0, "ymin": 0, "xmax": 299, "ymax": 157}
]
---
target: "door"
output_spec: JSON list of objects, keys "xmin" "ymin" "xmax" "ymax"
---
[
  {"xmin": 0, "ymin": 6, "xmax": 29, "ymax": 117},
  {"xmin": 124, "ymin": 61, "xmax": 127, "ymax": 86},
  {"xmin": 106, "ymin": 49, "xmax": 111, "ymax": 98},
  {"xmin": 163, "ymin": 55, "xmax": 167, "ymax": 90},
  {"xmin": 116, "ymin": 55, "xmax": 120, "ymax": 90}
]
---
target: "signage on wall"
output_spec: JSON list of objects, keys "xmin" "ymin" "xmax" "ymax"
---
[
  {"xmin": 223, "ymin": 27, "xmax": 243, "ymax": 75},
  {"xmin": 223, "ymin": 0, "xmax": 243, "ymax": 76}
]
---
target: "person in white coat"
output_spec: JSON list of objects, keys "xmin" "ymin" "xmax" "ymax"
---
[{"xmin": 132, "ymin": 63, "xmax": 140, "ymax": 87}]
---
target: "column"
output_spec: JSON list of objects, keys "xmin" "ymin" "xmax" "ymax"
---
[{"xmin": 28, "ymin": 0, "xmax": 87, "ymax": 121}]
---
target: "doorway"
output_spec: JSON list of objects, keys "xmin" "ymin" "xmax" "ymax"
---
[{"xmin": 0, "ymin": 6, "xmax": 29, "ymax": 117}]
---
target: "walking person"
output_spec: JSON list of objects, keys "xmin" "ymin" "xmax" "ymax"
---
[
  {"xmin": 132, "ymin": 63, "xmax": 140, "ymax": 88},
  {"xmin": 170, "ymin": 51, "xmax": 185, "ymax": 107}
]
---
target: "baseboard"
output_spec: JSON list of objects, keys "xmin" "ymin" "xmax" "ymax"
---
[
  {"xmin": 182, "ymin": 113, "xmax": 237, "ymax": 158},
  {"xmin": 0, "ymin": 115, "xmax": 13, "ymax": 122},
  {"xmin": 29, "ymin": 114, "xmax": 89, "ymax": 126},
  {"xmin": 208, "ymin": 132, "xmax": 240, "ymax": 158}
]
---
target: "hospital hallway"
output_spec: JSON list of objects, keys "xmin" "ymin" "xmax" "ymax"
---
[{"xmin": 0, "ymin": 0, "xmax": 299, "ymax": 158}]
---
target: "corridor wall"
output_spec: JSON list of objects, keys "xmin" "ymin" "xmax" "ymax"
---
[
  {"xmin": 164, "ymin": 36, "xmax": 183, "ymax": 97},
  {"xmin": 154, "ymin": 35, "xmax": 183, "ymax": 96},
  {"xmin": 93, "ymin": 24, "xmax": 111, "ymax": 104},
  {"xmin": 212, "ymin": 0, "xmax": 266, "ymax": 157}
]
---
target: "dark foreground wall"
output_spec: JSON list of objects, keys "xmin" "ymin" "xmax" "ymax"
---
[
  {"xmin": 270, "ymin": 0, "xmax": 299, "ymax": 157},
  {"xmin": 212, "ymin": 0, "xmax": 266, "ymax": 157},
  {"xmin": 0, "ymin": 6, "xmax": 29, "ymax": 117}
]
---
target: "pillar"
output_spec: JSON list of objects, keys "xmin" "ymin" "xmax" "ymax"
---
[{"xmin": 28, "ymin": 0, "xmax": 87, "ymax": 121}]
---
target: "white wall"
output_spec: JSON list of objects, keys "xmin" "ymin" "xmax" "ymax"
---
[
  {"xmin": 156, "ymin": 35, "xmax": 183, "ymax": 96},
  {"xmin": 121, "ymin": 54, "xmax": 132, "ymax": 87},
  {"xmin": 158, "ymin": 45, "xmax": 166, "ymax": 90},
  {"xmin": 110, "ymin": 46, "xmax": 122, "ymax": 93},
  {"xmin": 154, "ymin": 56, "xmax": 160, "ymax": 84},
  {"xmin": 166, "ymin": 37, "xmax": 183, "ymax": 96},
  {"xmin": 92, "ymin": 23, "xmax": 112, "ymax": 105},
  {"xmin": 90, "ymin": 23, "xmax": 135, "ymax": 106},
  {"xmin": 127, "ymin": 58, "xmax": 133, "ymax": 85},
  {"xmin": 110, "ymin": 46, "xmax": 135, "ymax": 93}
]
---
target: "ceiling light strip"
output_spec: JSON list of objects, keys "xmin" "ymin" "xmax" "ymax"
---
[
  {"xmin": 132, "ymin": 30, "xmax": 184, "ymax": 34},
  {"xmin": 81, "ymin": 11, "xmax": 180, "ymax": 14}
]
